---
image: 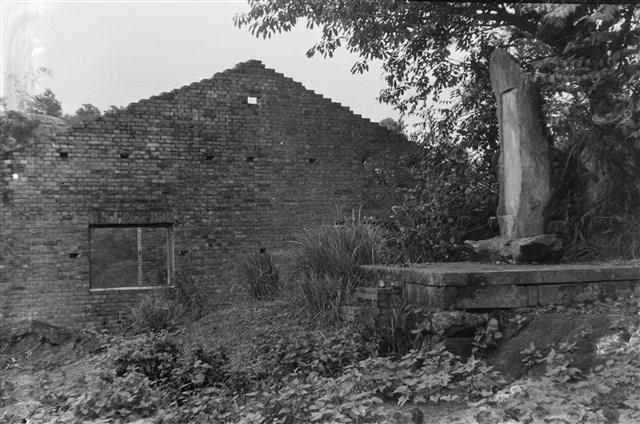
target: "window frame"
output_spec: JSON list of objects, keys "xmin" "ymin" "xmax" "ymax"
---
[{"xmin": 88, "ymin": 223, "xmax": 175, "ymax": 292}]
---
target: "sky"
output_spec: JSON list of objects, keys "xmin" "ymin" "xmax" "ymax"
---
[{"xmin": 0, "ymin": 0, "xmax": 401, "ymax": 123}]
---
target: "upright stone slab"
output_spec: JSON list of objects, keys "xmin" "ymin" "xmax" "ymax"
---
[{"xmin": 490, "ymin": 49, "xmax": 551, "ymax": 239}]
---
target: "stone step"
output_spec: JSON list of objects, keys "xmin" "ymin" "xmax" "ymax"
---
[{"xmin": 362, "ymin": 262, "xmax": 640, "ymax": 309}]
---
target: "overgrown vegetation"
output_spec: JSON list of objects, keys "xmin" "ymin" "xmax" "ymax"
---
[
  {"xmin": 129, "ymin": 292, "xmax": 181, "ymax": 332},
  {"xmin": 289, "ymin": 217, "xmax": 388, "ymax": 317},
  {"xmin": 241, "ymin": 250, "xmax": 281, "ymax": 300},
  {"xmin": 172, "ymin": 266, "xmax": 207, "ymax": 320},
  {"xmin": 26, "ymin": 89, "xmax": 63, "ymax": 118},
  {"xmin": 375, "ymin": 141, "xmax": 498, "ymax": 262},
  {"xmin": 4, "ymin": 297, "xmax": 640, "ymax": 423},
  {"xmin": 129, "ymin": 264, "xmax": 207, "ymax": 331},
  {"xmin": 290, "ymin": 217, "xmax": 387, "ymax": 280}
]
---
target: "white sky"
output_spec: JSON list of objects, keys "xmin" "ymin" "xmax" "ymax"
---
[{"xmin": 1, "ymin": 0, "xmax": 401, "ymax": 122}]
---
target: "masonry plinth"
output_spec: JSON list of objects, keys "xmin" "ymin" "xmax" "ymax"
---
[{"xmin": 363, "ymin": 263, "xmax": 640, "ymax": 310}]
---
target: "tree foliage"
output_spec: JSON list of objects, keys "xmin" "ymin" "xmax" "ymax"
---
[
  {"xmin": 376, "ymin": 141, "xmax": 498, "ymax": 262},
  {"xmin": 379, "ymin": 117, "xmax": 405, "ymax": 135},
  {"xmin": 236, "ymin": 3, "xmax": 638, "ymax": 134},
  {"xmin": 237, "ymin": 2, "xmax": 640, "ymax": 258},
  {"xmin": 64, "ymin": 103, "xmax": 102, "ymax": 126},
  {"xmin": 27, "ymin": 88, "xmax": 63, "ymax": 118}
]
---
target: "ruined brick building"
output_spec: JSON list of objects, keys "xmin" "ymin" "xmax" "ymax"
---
[{"xmin": 1, "ymin": 60, "xmax": 405, "ymax": 327}]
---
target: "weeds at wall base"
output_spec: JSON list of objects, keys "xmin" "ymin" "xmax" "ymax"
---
[{"xmin": 240, "ymin": 250, "xmax": 281, "ymax": 300}]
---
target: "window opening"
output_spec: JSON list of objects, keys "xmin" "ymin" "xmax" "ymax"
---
[
  {"xmin": 90, "ymin": 224, "xmax": 173, "ymax": 289},
  {"xmin": 247, "ymin": 96, "xmax": 258, "ymax": 105}
]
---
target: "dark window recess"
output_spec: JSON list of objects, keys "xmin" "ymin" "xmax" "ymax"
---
[
  {"xmin": 259, "ymin": 247, "xmax": 266, "ymax": 253},
  {"xmin": 59, "ymin": 151, "xmax": 69, "ymax": 159},
  {"xmin": 90, "ymin": 225, "xmax": 173, "ymax": 289},
  {"xmin": 205, "ymin": 154, "xmax": 214, "ymax": 161},
  {"xmin": 120, "ymin": 152, "xmax": 130, "ymax": 159},
  {"xmin": 69, "ymin": 252, "xmax": 79, "ymax": 259},
  {"xmin": 246, "ymin": 156, "xmax": 255, "ymax": 162},
  {"xmin": 308, "ymin": 158, "xmax": 316, "ymax": 164}
]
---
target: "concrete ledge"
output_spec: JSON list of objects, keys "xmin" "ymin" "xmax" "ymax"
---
[
  {"xmin": 362, "ymin": 263, "xmax": 640, "ymax": 287},
  {"xmin": 362, "ymin": 263, "xmax": 640, "ymax": 309}
]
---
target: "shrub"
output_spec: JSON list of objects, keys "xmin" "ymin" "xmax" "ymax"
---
[
  {"xmin": 0, "ymin": 111, "xmax": 40, "ymax": 147},
  {"xmin": 112, "ymin": 332, "xmax": 239, "ymax": 401},
  {"xmin": 130, "ymin": 291, "xmax": 180, "ymax": 332},
  {"xmin": 240, "ymin": 250, "xmax": 281, "ymax": 300},
  {"xmin": 377, "ymin": 141, "xmax": 498, "ymax": 262}
]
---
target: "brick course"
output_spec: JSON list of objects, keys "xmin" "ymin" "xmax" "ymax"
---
[{"xmin": 1, "ymin": 60, "xmax": 405, "ymax": 327}]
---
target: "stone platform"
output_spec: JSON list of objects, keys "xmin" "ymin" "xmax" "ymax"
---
[{"xmin": 362, "ymin": 263, "xmax": 640, "ymax": 309}]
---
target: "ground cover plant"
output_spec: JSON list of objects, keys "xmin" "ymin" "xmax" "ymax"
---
[{"xmin": 3, "ymin": 293, "xmax": 640, "ymax": 424}]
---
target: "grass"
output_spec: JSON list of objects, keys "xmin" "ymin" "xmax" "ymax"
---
[
  {"xmin": 288, "ymin": 218, "xmax": 388, "ymax": 317},
  {"xmin": 240, "ymin": 250, "xmax": 281, "ymax": 300},
  {"xmin": 289, "ymin": 220, "xmax": 388, "ymax": 280},
  {"xmin": 129, "ymin": 291, "xmax": 180, "ymax": 332}
]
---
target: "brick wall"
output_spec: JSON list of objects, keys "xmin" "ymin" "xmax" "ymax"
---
[{"xmin": 0, "ymin": 60, "xmax": 405, "ymax": 327}]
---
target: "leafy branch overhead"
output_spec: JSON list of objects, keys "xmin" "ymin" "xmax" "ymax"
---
[{"xmin": 237, "ymin": 3, "xmax": 636, "ymax": 114}]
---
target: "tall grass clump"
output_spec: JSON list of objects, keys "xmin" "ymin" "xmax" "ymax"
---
[
  {"xmin": 290, "ymin": 216, "xmax": 388, "ymax": 316},
  {"xmin": 173, "ymin": 267, "xmax": 206, "ymax": 319},
  {"xmin": 130, "ymin": 262, "xmax": 206, "ymax": 331},
  {"xmin": 130, "ymin": 291, "xmax": 180, "ymax": 332},
  {"xmin": 241, "ymin": 250, "xmax": 281, "ymax": 300},
  {"xmin": 291, "ymin": 219, "xmax": 387, "ymax": 280}
]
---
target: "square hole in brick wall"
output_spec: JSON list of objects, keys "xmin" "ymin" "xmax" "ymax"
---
[
  {"xmin": 90, "ymin": 224, "xmax": 173, "ymax": 289},
  {"xmin": 247, "ymin": 96, "xmax": 259, "ymax": 105}
]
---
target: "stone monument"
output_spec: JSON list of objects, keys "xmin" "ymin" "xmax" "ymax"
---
[{"xmin": 466, "ymin": 49, "xmax": 562, "ymax": 262}]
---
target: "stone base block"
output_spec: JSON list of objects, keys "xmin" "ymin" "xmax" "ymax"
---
[
  {"xmin": 538, "ymin": 281, "xmax": 640, "ymax": 305},
  {"xmin": 405, "ymin": 280, "xmax": 640, "ymax": 310},
  {"xmin": 465, "ymin": 234, "xmax": 563, "ymax": 263}
]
